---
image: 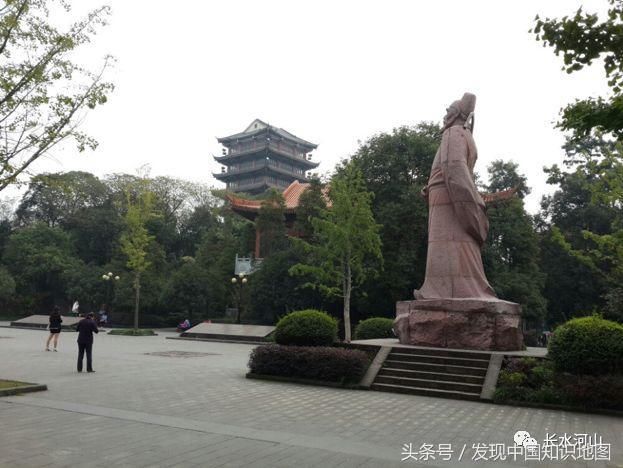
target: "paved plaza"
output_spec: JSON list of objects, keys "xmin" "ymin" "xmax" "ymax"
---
[{"xmin": 0, "ymin": 325, "xmax": 621, "ymax": 468}]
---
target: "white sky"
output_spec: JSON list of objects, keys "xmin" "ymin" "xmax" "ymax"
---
[{"xmin": 23, "ymin": 0, "xmax": 612, "ymax": 213}]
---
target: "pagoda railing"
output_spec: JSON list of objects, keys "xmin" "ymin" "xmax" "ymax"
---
[
  {"xmin": 219, "ymin": 159, "xmax": 307, "ymax": 178},
  {"xmin": 228, "ymin": 178, "xmax": 291, "ymax": 193},
  {"xmin": 234, "ymin": 254, "xmax": 263, "ymax": 275},
  {"xmin": 222, "ymin": 141, "xmax": 315, "ymax": 165}
]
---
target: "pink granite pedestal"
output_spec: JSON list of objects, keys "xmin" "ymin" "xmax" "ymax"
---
[{"xmin": 394, "ymin": 298, "xmax": 524, "ymax": 351}]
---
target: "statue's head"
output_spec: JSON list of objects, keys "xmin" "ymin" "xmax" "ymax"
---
[{"xmin": 443, "ymin": 93, "xmax": 476, "ymax": 131}]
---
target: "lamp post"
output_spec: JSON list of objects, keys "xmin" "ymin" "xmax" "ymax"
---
[
  {"xmin": 102, "ymin": 272, "xmax": 120, "ymax": 316},
  {"xmin": 231, "ymin": 273, "xmax": 248, "ymax": 324}
]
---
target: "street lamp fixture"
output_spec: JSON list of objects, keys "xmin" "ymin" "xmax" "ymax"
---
[
  {"xmin": 231, "ymin": 273, "xmax": 248, "ymax": 324},
  {"xmin": 102, "ymin": 273, "xmax": 120, "ymax": 282},
  {"xmin": 102, "ymin": 272, "xmax": 120, "ymax": 319}
]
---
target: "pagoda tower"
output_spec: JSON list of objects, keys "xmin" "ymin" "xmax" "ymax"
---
[{"xmin": 213, "ymin": 119, "xmax": 319, "ymax": 194}]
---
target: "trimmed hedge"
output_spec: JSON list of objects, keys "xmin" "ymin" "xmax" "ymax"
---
[
  {"xmin": 248, "ymin": 345, "xmax": 369, "ymax": 383},
  {"xmin": 494, "ymin": 356, "xmax": 623, "ymax": 410},
  {"xmin": 354, "ymin": 317, "xmax": 394, "ymax": 340},
  {"xmin": 548, "ymin": 316, "xmax": 623, "ymax": 375},
  {"xmin": 556, "ymin": 373, "xmax": 623, "ymax": 410},
  {"xmin": 274, "ymin": 309, "xmax": 337, "ymax": 347}
]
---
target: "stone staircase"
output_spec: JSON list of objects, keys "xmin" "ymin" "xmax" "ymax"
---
[{"xmin": 370, "ymin": 347, "xmax": 491, "ymax": 401}]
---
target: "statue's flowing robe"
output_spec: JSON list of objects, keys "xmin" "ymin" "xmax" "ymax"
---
[{"xmin": 417, "ymin": 125, "xmax": 497, "ymax": 299}]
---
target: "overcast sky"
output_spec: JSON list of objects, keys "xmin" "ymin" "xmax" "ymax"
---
[{"xmin": 22, "ymin": 0, "xmax": 612, "ymax": 213}]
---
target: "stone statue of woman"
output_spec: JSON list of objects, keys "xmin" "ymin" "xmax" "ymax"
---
[{"xmin": 415, "ymin": 92, "xmax": 497, "ymax": 300}]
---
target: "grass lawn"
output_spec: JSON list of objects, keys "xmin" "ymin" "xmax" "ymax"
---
[
  {"xmin": 0, "ymin": 380, "xmax": 30, "ymax": 389},
  {"xmin": 108, "ymin": 328, "xmax": 156, "ymax": 336}
]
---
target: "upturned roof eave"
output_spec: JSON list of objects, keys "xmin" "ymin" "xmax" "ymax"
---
[{"xmin": 217, "ymin": 125, "xmax": 317, "ymax": 149}]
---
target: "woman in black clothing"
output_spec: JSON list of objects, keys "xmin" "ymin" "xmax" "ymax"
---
[{"xmin": 46, "ymin": 306, "xmax": 63, "ymax": 351}]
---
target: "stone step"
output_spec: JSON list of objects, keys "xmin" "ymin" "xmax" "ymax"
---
[
  {"xmin": 178, "ymin": 332, "xmax": 270, "ymax": 343},
  {"xmin": 383, "ymin": 359, "xmax": 488, "ymax": 377},
  {"xmin": 374, "ymin": 374, "xmax": 482, "ymax": 393},
  {"xmin": 388, "ymin": 352, "xmax": 490, "ymax": 368},
  {"xmin": 379, "ymin": 367, "xmax": 485, "ymax": 385},
  {"xmin": 370, "ymin": 382, "xmax": 481, "ymax": 401},
  {"xmin": 389, "ymin": 346, "xmax": 491, "ymax": 360}
]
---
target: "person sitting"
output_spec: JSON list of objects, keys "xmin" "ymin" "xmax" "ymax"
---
[
  {"xmin": 99, "ymin": 312, "xmax": 108, "ymax": 327},
  {"xmin": 177, "ymin": 319, "xmax": 191, "ymax": 332}
]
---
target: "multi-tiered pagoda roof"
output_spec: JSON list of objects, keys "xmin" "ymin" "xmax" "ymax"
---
[{"xmin": 213, "ymin": 119, "xmax": 319, "ymax": 194}]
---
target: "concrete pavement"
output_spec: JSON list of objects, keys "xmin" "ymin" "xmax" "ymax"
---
[{"xmin": 0, "ymin": 326, "xmax": 621, "ymax": 467}]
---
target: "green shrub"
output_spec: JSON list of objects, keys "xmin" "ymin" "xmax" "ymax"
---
[
  {"xmin": 498, "ymin": 370, "xmax": 527, "ymax": 387},
  {"xmin": 248, "ymin": 345, "xmax": 369, "ymax": 383},
  {"xmin": 556, "ymin": 373, "xmax": 623, "ymax": 410},
  {"xmin": 274, "ymin": 310, "xmax": 337, "ymax": 346},
  {"xmin": 526, "ymin": 386, "xmax": 564, "ymax": 405},
  {"xmin": 354, "ymin": 317, "xmax": 394, "ymax": 340},
  {"xmin": 494, "ymin": 358, "xmax": 563, "ymax": 405},
  {"xmin": 493, "ymin": 384, "xmax": 531, "ymax": 402},
  {"xmin": 548, "ymin": 316, "xmax": 623, "ymax": 375},
  {"xmin": 529, "ymin": 363, "xmax": 555, "ymax": 387}
]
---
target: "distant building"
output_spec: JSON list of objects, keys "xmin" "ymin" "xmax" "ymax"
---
[
  {"xmin": 226, "ymin": 180, "xmax": 313, "ymax": 259},
  {"xmin": 213, "ymin": 119, "xmax": 319, "ymax": 194}
]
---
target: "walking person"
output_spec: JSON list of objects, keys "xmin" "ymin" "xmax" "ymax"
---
[
  {"xmin": 71, "ymin": 300, "xmax": 80, "ymax": 316},
  {"xmin": 76, "ymin": 312, "xmax": 99, "ymax": 373},
  {"xmin": 45, "ymin": 306, "xmax": 63, "ymax": 351}
]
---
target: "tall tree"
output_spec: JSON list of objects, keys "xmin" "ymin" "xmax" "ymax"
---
[
  {"xmin": 486, "ymin": 160, "xmax": 531, "ymax": 198},
  {"xmin": 482, "ymin": 161, "xmax": 546, "ymax": 327},
  {"xmin": 120, "ymin": 180, "xmax": 156, "ymax": 330},
  {"xmin": 538, "ymin": 135, "xmax": 622, "ymax": 324},
  {"xmin": 3, "ymin": 222, "xmax": 78, "ymax": 311},
  {"xmin": 346, "ymin": 123, "xmax": 439, "ymax": 317},
  {"xmin": 16, "ymin": 171, "xmax": 109, "ymax": 227},
  {"xmin": 0, "ymin": 0, "xmax": 114, "ymax": 191},
  {"xmin": 533, "ymin": 1, "xmax": 623, "ymax": 140},
  {"xmin": 294, "ymin": 177, "xmax": 326, "ymax": 241},
  {"xmin": 255, "ymin": 189, "xmax": 287, "ymax": 257},
  {"xmin": 291, "ymin": 165, "xmax": 382, "ymax": 342}
]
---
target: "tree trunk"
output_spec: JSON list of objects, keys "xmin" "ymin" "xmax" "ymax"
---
[
  {"xmin": 344, "ymin": 262, "xmax": 352, "ymax": 343},
  {"xmin": 133, "ymin": 273, "xmax": 141, "ymax": 331}
]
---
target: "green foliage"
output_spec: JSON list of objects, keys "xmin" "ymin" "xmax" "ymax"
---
[
  {"xmin": 256, "ymin": 189, "xmax": 287, "ymax": 257},
  {"xmin": 274, "ymin": 309, "xmax": 338, "ymax": 347},
  {"xmin": 493, "ymin": 358, "xmax": 564, "ymax": 405},
  {"xmin": 3, "ymin": 222, "xmax": 78, "ymax": 310},
  {"xmin": 120, "ymin": 177, "xmax": 157, "ymax": 329},
  {"xmin": 548, "ymin": 316, "xmax": 623, "ymax": 375},
  {"xmin": 63, "ymin": 263, "xmax": 108, "ymax": 312},
  {"xmin": 538, "ymin": 136, "xmax": 623, "ymax": 325},
  {"xmin": 483, "ymin": 161, "xmax": 546, "ymax": 326},
  {"xmin": 533, "ymin": 1, "xmax": 623, "ymax": 140},
  {"xmin": 486, "ymin": 160, "xmax": 531, "ymax": 199},
  {"xmin": 556, "ymin": 373, "xmax": 623, "ymax": 409},
  {"xmin": 160, "ymin": 260, "xmax": 210, "ymax": 322},
  {"xmin": 0, "ymin": 266, "xmax": 16, "ymax": 301},
  {"xmin": 15, "ymin": 172, "xmax": 123, "ymax": 264},
  {"xmin": 498, "ymin": 370, "xmax": 527, "ymax": 388},
  {"xmin": 353, "ymin": 317, "xmax": 394, "ymax": 340},
  {"xmin": 345, "ymin": 124, "xmax": 439, "ymax": 317},
  {"xmin": 290, "ymin": 165, "xmax": 382, "ymax": 341},
  {"xmin": 0, "ymin": 0, "xmax": 114, "ymax": 191},
  {"xmin": 603, "ymin": 287, "xmax": 623, "ymax": 322},
  {"xmin": 247, "ymin": 241, "xmax": 324, "ymax": 324},
  {"xmin": 16, "ymin": 172, "xmax": 110, "ymax": 227},
  {"xmin": 294, "ymin": 178, "xmax": 326, "ymax": 241},
  {"xmin": 248, "ymin": 344, "xmax": 369, "ymax": 383}
]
